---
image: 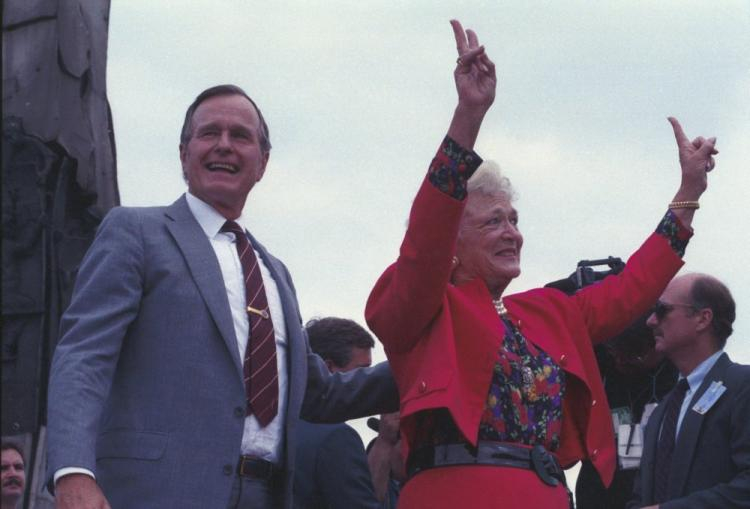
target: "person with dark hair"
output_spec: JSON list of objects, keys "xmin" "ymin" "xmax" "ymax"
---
[
  {"xmin": 305, "ymin": 317, "xmax": 375, "ymax": 373},
  {"xmin": 366, "ymin": 19, "xmax": 720, "ymax": 509},
  {"xmin": 293, "ymin": 317, "xmax": 380, "ymax": 508},
  {"xmin": 46, "ymin": 84, "xmax": 398, "ymax": 509},
  {"xmin": 628, "ymin": 273, "xmax": 749, "ymax": 508},
  {"xmin": 1, "ymin": 443, "xmax": 25, "ymax": 509}
]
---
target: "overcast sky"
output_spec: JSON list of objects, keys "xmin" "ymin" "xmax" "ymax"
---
[{"xmin": 107, "ymin": 1, "xmax": 749, "ymax": 448}]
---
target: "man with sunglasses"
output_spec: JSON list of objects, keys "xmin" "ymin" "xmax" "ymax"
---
[{"xmin": 628, "ymin": 273, "xmax": 750, "ymax": 508}]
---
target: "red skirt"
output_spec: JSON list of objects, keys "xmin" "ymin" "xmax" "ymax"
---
[{"xmin": 398, "ymin": 464, "xmax": 570, "ymax": 509}]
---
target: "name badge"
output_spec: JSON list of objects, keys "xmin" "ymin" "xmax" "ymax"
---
[
  {"xmin": 692, "ymin": 381, "xmax": 726, "ymax": 415},
  {"xmin": 617, "ymin": 423, "xmax": 643, "ymax": 469}
]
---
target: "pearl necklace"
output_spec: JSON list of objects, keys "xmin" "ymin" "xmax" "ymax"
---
[{"xmin": 492, "ymin": 296, "xmax": 508, "ymax": 317}]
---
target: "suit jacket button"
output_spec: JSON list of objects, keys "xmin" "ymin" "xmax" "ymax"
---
[
  {"xmin": 559, "ymin": 354, "xmax": 567, "ymax": 366},
  {"xmin": 591, "ymin": 449, "xmax": 598, "ymax": 459},
  {"xmin": 223, "ymin": 464, "xmax": 233, "ymax": 476},
  {"xmin": 592, "ymin": 399, "xmax": 597, "ymax": 406},
  {"xmin": 419, "ymin": 381, "xmax": 427, "ymax": 393},
  {"xmin": 234, "ymin": 406, "xmax": 244, "ymax": 418}
]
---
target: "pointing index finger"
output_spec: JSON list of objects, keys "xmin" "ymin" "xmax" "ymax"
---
[{"xmin": 668, "ymin": 116, "xmax": 689, "ymax": 146}]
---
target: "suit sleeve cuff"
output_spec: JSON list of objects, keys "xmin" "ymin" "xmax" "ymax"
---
[
  {"xmin": 655, "ymin": 209, "xmax": 692, "ymax": 257},
  {"xmin": 427, "ymin": 136, "xmax": 483, "ymax": 200},
  {"xmin": 54, "ymin": 467, "xmax": 96, "ymax": 485}
]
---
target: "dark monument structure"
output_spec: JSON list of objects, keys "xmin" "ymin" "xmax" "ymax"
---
[{"xmin": 2, "ymin": 2, "xmax": 118, "ymax": 506}]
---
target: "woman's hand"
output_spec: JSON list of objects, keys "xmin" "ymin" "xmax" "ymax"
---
[
  {"xmin": 451, "ymin": 19, "xmax": 496, "ymax": 113},
  {"xmin": 669, "ymin": 116, "xmax": 718, "ymax": 201},
  {"xmin": 667, "ymin": 117, "xmax": 718, "ymax": 229},
  {"xmin": 447, "ymin": 20, "xmax": 496, "ymax": 149}
]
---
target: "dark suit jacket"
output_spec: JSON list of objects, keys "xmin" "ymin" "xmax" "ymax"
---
[
  {"xmin": 628, "ymin": 352, "xmax": 750, "ymax": 508},
  {"xmin": 46, "ymin": 196, "xmax": 398, "ymax": 508},
  {"xmin": 293, "ymin": 421, "xmax": 379, "ymax": 509}
]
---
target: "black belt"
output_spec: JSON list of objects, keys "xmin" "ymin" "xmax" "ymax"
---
[
  {"xmin": 407, "ymin": 441, "xmax": 565, "ymax": 487},
  {"xmin": 237, "ymin": 455, "xmax": 282, "ymax": 483}
]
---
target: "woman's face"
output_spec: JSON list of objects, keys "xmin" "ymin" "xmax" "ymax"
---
[{"xmin": 455, "ymin": 191, "xmax": 523, "ymax": 294}]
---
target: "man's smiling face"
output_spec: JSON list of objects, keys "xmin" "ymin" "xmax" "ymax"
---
[{"xmin": 180, "ymin": 93, "xmax": 269, "ymax": 219}]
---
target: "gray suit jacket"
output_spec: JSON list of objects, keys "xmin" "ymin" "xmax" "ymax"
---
[
  {"xmin": 628, "ymin": 352, "xmax": 750, "ymax": 508},
  {"xmin": 46, "ymin": 196, "xmax": 398, "ymax": 508}
]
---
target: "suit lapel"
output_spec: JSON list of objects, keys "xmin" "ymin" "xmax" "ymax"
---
[
  {"xmin": 642, "ymin": 398, "xmax": 669, "ymax": 502},
  {"xmin": 164, "ymin": 196, "xmax": 243, "ymax": 376},
  {"xmin": 668, "ymin": 353, "xmax": 731, "ymax": 498}
]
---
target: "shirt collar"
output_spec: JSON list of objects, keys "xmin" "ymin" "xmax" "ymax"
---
[
  {"xmin": 683, "ymin": 349, "xmax": 724, "ymax": 393},
  {"xmin": 185, "ymin": 192, "xmax": 250, "ymax": 238}
]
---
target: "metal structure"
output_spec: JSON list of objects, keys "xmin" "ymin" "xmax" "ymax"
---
[{"xmin": 2, "ymin": 2, "xmax": 118, "ymax": 506}]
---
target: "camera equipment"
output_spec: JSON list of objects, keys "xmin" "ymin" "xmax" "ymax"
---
[{"xmin": 545, "ymin": 256, "xmax": 625, "ymax": 296}]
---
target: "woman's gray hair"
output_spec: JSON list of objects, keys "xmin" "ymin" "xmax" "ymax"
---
[{"xmin": 467, "ymin": 160, "xmax": 517, "ymax": 201}]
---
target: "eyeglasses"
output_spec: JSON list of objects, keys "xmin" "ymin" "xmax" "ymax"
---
[{"xmin": 651, "ymin": 300, "xmax": 697, "ymax": 320}]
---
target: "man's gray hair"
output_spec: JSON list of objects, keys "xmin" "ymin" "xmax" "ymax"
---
[{"xmin": 467, "ymin": 160, "xmax": 517, "ymax": 201}]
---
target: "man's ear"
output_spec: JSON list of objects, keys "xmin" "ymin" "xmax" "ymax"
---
[
  {"xmin": 179, "ymin": 144, "xmax": 188, "ymax": 179},
  {"xmin": 695, "ymin": 307, "xmax": 714, "ymax": 333},
  {"xmin": 257, "ymin": 151, "xmax": 270, "ymax": 182}
]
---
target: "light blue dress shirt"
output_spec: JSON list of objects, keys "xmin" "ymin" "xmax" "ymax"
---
[{"xmin": 675, "ymin": 349, "xmax": 724, "ymax": 438}]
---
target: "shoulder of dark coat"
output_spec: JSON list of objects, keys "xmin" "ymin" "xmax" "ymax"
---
[{"xmin": 723, "ymin": 359, "xmax": 750, "ymax": 386}]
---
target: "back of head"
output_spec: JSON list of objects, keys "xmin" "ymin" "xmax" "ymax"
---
[
  {"xmin": 688, "ymin": 273, "xmax": 735, "ymax": 348},
  {"xmin": 305, "ymin": 317, "xmax": 375, "ymax": 370}
]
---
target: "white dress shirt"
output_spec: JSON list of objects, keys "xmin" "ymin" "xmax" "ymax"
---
[{"xmin": 186, "ymin": 192, "xmax": 289, "ymax": 463}]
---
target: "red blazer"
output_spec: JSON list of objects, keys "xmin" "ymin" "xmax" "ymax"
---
[{"xmin": 366, "ymin": 178, "xmax": 685, "ymax": 486}]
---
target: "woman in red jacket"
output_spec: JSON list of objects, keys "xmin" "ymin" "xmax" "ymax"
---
[{"xmin": 365, "ymin": 20, "xmax": 718, "ymax": 509}]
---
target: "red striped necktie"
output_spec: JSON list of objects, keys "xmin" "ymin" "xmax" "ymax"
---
[{"xmin": 221, "ymin": 221, "xmax": 278, "ymax": 427}]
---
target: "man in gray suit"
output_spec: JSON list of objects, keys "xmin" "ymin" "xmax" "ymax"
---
[
  {"xmin": 628, "ymin": 273, "xmax": 750, "ymax": 508},
  {"xmin": 46, "ymin": 85, "xmax": 398, "ymax": 509}
]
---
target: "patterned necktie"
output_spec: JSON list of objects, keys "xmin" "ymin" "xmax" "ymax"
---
[
  {"xmin": 653, "ymin": 378, "xmax": 690, "ymax": 503},
  {"xmin": 221, "ymin": 221, "xmax": 278, "ymax": 427}
]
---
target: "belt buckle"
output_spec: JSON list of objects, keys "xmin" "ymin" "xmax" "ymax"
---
[
  {"xmin": 238, "ymin": 456, "xmax": 254, "ymax": 477},
  {"xmin": 530, "ymin": 445, "xmax": 559, "ymax": 487},
  {"xmin": 239, "ymin": 456, "xmax": 273, "ymax": 480}
]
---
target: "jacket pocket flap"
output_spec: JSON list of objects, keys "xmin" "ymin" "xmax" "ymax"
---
[
  {"xmin": 96, "ymin": 430, "xmax": 168, "ymax": 460},
  {"xmin": 399, "ymin": 370, "xmax": 453, "ymax": 407}
]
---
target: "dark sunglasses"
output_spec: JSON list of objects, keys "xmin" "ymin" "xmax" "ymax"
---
[{"xmin": 651, "ymin": 300, "xmax": 697, "ymax": 320}]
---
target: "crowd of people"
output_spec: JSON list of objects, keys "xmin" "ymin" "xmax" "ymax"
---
[{"xmin": 31, "ymin": 18, "xmax": 749, "ymax": 509}]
